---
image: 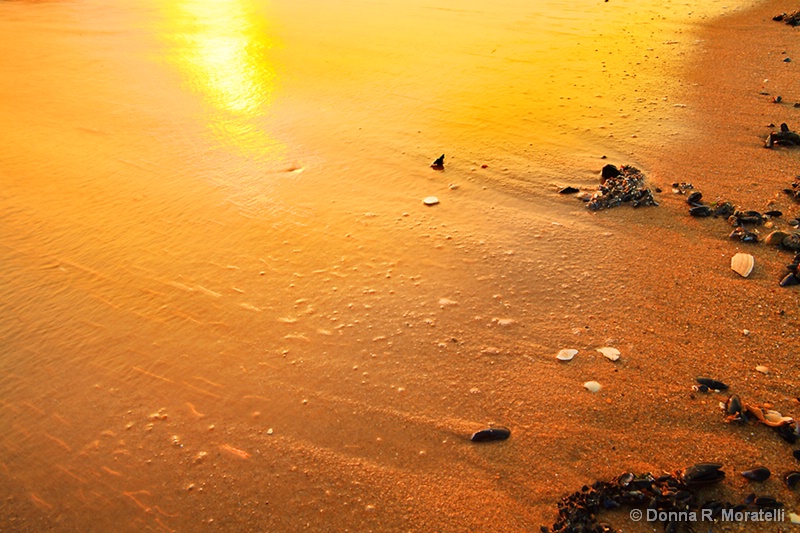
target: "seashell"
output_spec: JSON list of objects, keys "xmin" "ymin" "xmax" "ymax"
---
[
  {"xmin": 470, "ymin": 426, "xmax": 510, "ymax": 442},
  {"xmin": 755, "ymin": 365, "xmax": 770, "ymax": 374},
  {"xmin": 681, "ymin": 463, "xmax": 725, "ymax": 487},
  {"xmin": 787, "ymin": 471, "xmax": 800, "ymax": 489},
  {"xmin": 741, "ymin": 466, "xmax": 771, "ymax": 482},
  {"xmin": 696, "ymin": 377, "xmax": 729, "ymax": 391},
  {"xmin": 559, "ymin": 186, "xmax": 579, "ymax": 194},
  {"xmin": 764, "ymin": 411, "xmax": 793, "ymax": 425},
  {"xmin": 690, "ymin": 205, "xmax": 712, "ymax": 217},
  {"xmin": 765, "ymin": 210, "xmax": 783, "ymax": 217},
  {"xmin": 423, "ymin": 196, "xmax": 440, "ymax": 206},
  {"xmin": 556, "ymin": 349, "xmax": 577, "ymax": 361},
  {"xmin": 790, "ymin": 512, "xmax": 800, "ymax": 524},
  {"xmin": 584, "ymin": 380, "xmax": 602, "ymax": 393},
  {"xmin": 596, "ymin": 347, "xmax": 620, "ymax": 361},
  {"xmin": 725, "ymin": 394, "xmax": 743, "ymax": 417},
  {"xmin": 730, "ymin": 253, "xmax": 755, "ymax": 278},
  {"xmin": 686, "ymin": 191, "xmax": 703, "ymax": 205},
  {"xmin": 765, "ymin": 230, "xmax": 790, "ymax": 246},
  {"xmin": 794, "ymin": 450, "xmax": 800, "ymax": 461},
  {"xmin": 780, "ymin": 273, "xmax": 800, "ymax": 287}
]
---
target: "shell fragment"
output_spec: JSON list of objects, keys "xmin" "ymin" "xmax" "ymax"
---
[
  {"xmin": 731, "ymin": 253, "xmax": 754, "ymax": 278},
  {"xmin": 556, "ymin": 349, "xmax": 577, "ymax": 361},
  {"xmin": 423, "ymin": 196, "xmax": 439, "ymax": 206},
  {"xmin": 584, "ymin": 381, "xmax": 602, "ymax": 393},
  {"xmin": 596, "ymin": 347, "xmax": 620, "ymax": 361}
]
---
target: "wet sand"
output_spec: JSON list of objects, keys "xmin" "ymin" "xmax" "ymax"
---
[{"xmin": 1, "ymin": 0, "xmax": 799, "ymax": 531}]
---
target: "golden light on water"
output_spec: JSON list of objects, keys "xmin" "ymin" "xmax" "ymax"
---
[{"xmin": 159, "ymin": 0, "xmax": 279, "ymax": 153}]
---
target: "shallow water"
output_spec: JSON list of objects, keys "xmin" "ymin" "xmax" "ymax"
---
[{"xmin": 0, "ymin": 0, "xmax": 760, "ymax": 530}]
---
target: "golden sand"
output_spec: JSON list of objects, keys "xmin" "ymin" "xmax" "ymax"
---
[{"xmin": 1, "ymin": 0, "xmax": 799, "ymax": 531}]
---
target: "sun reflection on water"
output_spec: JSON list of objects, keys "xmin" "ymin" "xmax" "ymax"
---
[{"xmin": 159, "ymin": 0, "xmax": 279, "ymax": 155}]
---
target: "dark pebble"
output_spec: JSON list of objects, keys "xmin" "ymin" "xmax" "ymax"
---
[
  {"xmin": 785, "ymin": 471, "xmax": 800, "ymax": 489},
  {"xmin": 686, "ymin": 191, "xmax": 703, "ymax": 205},
  {"xmin": 559, "ymin": 186, "xmax": 580, "ymax": 194},
  {"xmin": 601, "ymin": 164, "xmax": 621, "ymax": 181},
  {"xmin": 690, "ymin": 206, "xmax": 712, "ymax": 217},
  {"xmin": 780, "ymin": 273, "xmax": 800, "ymax": 287},
  {"xmin": 696, "ymin": 377, "xmax": 729, "ymax": 390},
  {"xmin": 470, "ymin": 426, "xmax": 511, "ymax": 442},
  {"xmin": 742, "ymin": 467, "xmax": 771, "ymax": 482}
]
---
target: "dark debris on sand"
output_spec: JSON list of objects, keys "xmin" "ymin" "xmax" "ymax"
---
[{"xmin": 587, "ymin": 164, "xmax": 658, "ymax": 211}]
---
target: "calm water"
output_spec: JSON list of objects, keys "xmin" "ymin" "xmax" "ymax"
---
[{"xmin": 1, "ymin": 0, "xmax": 754, "ymax": 530}]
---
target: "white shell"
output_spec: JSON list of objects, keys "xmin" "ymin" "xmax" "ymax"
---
[
  {"xmin": 730, "ymin": 253, "xmax": 754, "ymax": 278},
  {"xmin": 596, "ymin": 347, "xmax": 620, "ymax": 361},
  {"xmin": 755, "ymin": 365, "xmax": 770, "ymax": 374},
  {"xmin": 423, "ymin": 196, "xmax": 439, "ymax": 206},
  {"xmin": 789, "ymin": 512, "xmax": 800, "ymax": 524},
  {"xmin": 584, "ymin": 381, "xmax": 602, "ymax": 393},
  {"xmin": 556, "ymin": 349, "xmax": 577, "ymax": 361}
]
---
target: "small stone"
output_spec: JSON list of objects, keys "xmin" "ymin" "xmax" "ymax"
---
[
  {"xmin": 755, "ymin": 365, "xmax": 770, "ymax": 374},
  {"xmin": 556, "ymin": 349, "xmax": 578, "ymax": 361},
  {"xmin": 423, "ymin": 196, "xmax": 439, "ymax": 206},
  {"xmin": 743, "ymin": 329, "xmax": 750, "ymax": 336},
  {"xmin": 584, "ymin": 381, "xmax": 602, "ymax": 393},
  {"xmin": 267, "ymin": 428, "xmax": 274, "ymax": 435}
]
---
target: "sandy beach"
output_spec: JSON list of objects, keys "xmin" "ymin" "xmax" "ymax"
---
[{"xmin": 1, "ymin": 0, "xmax": 799, "ymax": 531}]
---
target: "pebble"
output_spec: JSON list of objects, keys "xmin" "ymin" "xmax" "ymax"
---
[
  {"xmin": 556, "ymin": 349, "xmax": 577, "ymax": 361},
  {"xmin": 755, "ymin": 365, "xmax": 770, "ymax": 374},
  {"xmin": 423, "ymin": 196, "xmax": 439, "ymax": 206},
  {"xmin": 584, "ymin": 381, "xmax": 602, "ymax": 393}
]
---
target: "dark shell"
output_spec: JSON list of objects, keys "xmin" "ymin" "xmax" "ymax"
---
[
  {"xmin": 765, "ymin": 210, "xmax": 783, "ymax": 217},
  {"xmin": 725, "ymin": 394, "xmax": 743, "ymax": 418},
  {"xmin": 686, "ymin": 191, "xmax": 703, "ymax": 205},
  {"xmin": 680, "ymin": 463, "xmax": 725, "ymax": 488},
  {"xmin": 781, "ymin": 234, "xmax": 800, "ymax": 251},
  {"xmin": 785, "ymin": 471, "xmax": 800, "ymax": 489},
  {"xmin": 690, "ymin": 206, "xmax": 712, "ymax": 217},
  {"xmin": 741, "ymin": 466, "xmax": 771, "ymax": 482},
  {"xmin": 776, "ymin": 423, "xmax": 799, "ymax": 444},
  {"xmin": 559, "ymin": 186, "xmax": 579, "ymax": 195},
  {"xmin": 753, "ymin": 496, "xmax": 782, "ymax": 509},
  {"xmin": 470, "ymin": 426, "xmax": 510, "ymax": 442},
  {"xmin": 780, "ymin": 273, "xmax": 800, "ymax": 287},
  {"xmin": 794, "ymin": 450, "xmax": 800, "ymax": 461},
  {"xmin": 431, "ymin": 154, "xmax": 445, "ymax": 168},
  {"xmin": 696, "ymin": 377, "xmax": 729, "ymax": 390},
  {"xmin": 714, "ymin": 202, "xmax": 735, "ymax": 217}
]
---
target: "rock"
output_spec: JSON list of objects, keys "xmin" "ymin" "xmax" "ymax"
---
[
  {"xmin": 423, "ymin": 196, "xmax": 439, "ymax": 206},
  {"xmin": 470, "ymin": 426, "xmax": 510, "ymax": 442},
  {"xmin": 690, "ymin": 205, "xmax": 712, "ymax": 217},
  {"xmin": 584, "ymin": 381, "xmax": 602, "ymax": 393},
  {"xmin": 600, "ymin": 164, "xmax": 621, "ymax": 181},
  {"xmin": 556, "ymin": 349, "xmax": 577, "ymax": 361},
  {"xmin": 686, "ymin": 191, "xmax": 703, "ymax": 205},
  {"xmin": 730, "ymin": 253, "xmax": 755, "ymax": 277}
]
